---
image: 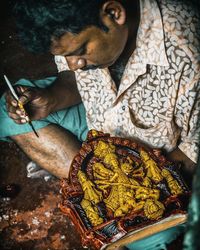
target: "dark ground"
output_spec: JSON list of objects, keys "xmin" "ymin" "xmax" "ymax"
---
[
  {"xmin": 0, "ymin": 1, "xmax": 184, "ymax": 250},
  {"xmin": 0, "ymin": 2, "xmax": 85, "ymax": 249}
]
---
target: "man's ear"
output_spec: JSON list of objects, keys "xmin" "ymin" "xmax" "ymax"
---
[{"xmin": 100, "ymin": 1, "xmax": 126, "ymax": 25}]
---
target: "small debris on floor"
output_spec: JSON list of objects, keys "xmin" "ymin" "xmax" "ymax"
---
[{"xmin": 0, "ymin": 142, "xmax": 85, "ymax": 250}]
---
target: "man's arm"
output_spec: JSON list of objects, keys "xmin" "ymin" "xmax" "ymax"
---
[
  {"xmin": 6, "ymin": 70, "xmax": 81, "ymax": 123},
  {"xmin": 47, "ymin": 70, "xmax": 81, "ymax": 112},
  {"xmin": 168, "ymin": 148, "xmax": 196, "ymax": 171}
]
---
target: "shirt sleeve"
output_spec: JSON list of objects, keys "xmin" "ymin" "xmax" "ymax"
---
[
  {"xmin": 175, "ymin": 63, "xmax": 200, "ymax": 163},
  {"xmin": 54, "ymin": 55, "xmax": 69, "ymax": 72}
]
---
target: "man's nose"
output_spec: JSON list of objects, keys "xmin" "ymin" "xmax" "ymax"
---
[{"xmin": 65, "ymin": 57, "xmax": 86, "ymax": 71}]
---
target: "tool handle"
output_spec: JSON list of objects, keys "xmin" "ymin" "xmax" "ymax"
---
[
  {"xmin": 17, "ymin": 100, "xmax": 39, "ymax": 137},
  {"xmin": 17, "ymin": 101, "xmax": 30, "ymax": 122}
]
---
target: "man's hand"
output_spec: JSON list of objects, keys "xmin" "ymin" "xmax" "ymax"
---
[
  {"xmin": 5, "ymin": 71, "xmax": 82, "ymax": 124},
  {"xmin": 6, "ymin": 86, "xmax": 54, "ymax": 124},
  {"xmin": 167, "ymin": 148, "xmax": 196, "ymax": 188}
]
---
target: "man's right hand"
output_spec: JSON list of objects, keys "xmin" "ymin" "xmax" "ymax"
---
[
  {"xmin": 5, "ymin": 86, "xmax": 55, "ymax": 124},
  {"xmin": 6, "ymin": 71, "xmax": 81, "ymax": 124}
]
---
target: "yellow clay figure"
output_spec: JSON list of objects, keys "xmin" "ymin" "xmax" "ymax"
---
[
  {"xmin": 104, "ymin": 184, "xmax": 128, "ymax": 213},
  {"xmin": 121, "ymin": 162, "xmax": 134, "ymax": 175},
  {"xmin": 94, "ymin": 141, "xmax": 116, "ymax": 158},
  {"xmin": 129, "ymin": 177, "xmax": 140, "ymax": 186},
  {"xmin": 161, "ymin": 169, "xmax": 183, "ymax": 195},
  {"xmin": 140, "ymin": 150, "xmax": 163, "ymax": 183},
  {"xmin": 93, "ymin": 150, "xmax": 131, "ymax": 213},
  {"xmin": 94, "ymin": 180, "xmax": 139, "ymax": 189},
  {"xmin": 104, "ymin": 185, "xmax": 120, "ymax": 211},
  {"xmin": 114, "ymin": 203, "xmax": 133, "ymax": 217},
  {"xmin": 106, "ymin": 187, "xmax": 137, "ymax": 216},
  {"xmin": 133, "ymin": 201, "xmax": 146, "ymax": 212},
  {"xmin": 135, "ymin": 187, "xmax": 160, "ymax": 200},
  {"xmin": 81, "ymin": 199, "xmax": 103, "ymax": 226},
  {"xmin": 144, "ymin": 199, "xmax": 165, "ymax": 220},
  {"xmin": 131, "ymin": 166, "xmax": 145, "ymax": 178},
  {"xmin": 78, "ymin": 170, "xmax": 103, "ymax": 204},
  {"xmin": 93, "ymin": 162, "xmax": 115, "ymax": 193},
  {"xmin": 79, "ymin": 141, "xmax": 168, "ymax": 224},
  {"xmin": 142, "ymin": 176, "xmax": 152, "ymax": 188},
  {"xmin": 93, "ymin": 162, "xmax": 114, "ymax": 179},
  {"xmin": 104, "ymin": 153, "xmax": 119, "ymax": 168}
]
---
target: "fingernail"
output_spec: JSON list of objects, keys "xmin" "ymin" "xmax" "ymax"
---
[
  {"xmin": 16, "ymin": 110, "xmax": 21, "ymax": 115},
  {"xmin": 16, "ymin": 110, "xmax": 24, "ymax": 116},
  {"xmin": 21, "ymin": 119, "xmax": 27, "ymax": 123},
  {"xmin": 12, "ymin": 100, "xmax": 17, "ymax": 106},
  {"xmin": 25, "ymin": 116, "xmax": 30, "ymax": 122}
]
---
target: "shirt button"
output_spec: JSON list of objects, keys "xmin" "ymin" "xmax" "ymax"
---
[{"xmin": 122, "ymin": 106, "xmax": 126, "ymax": 111}]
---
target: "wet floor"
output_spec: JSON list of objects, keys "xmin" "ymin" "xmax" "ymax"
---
[{"xmin": 0, "ymin": 2, "xmax": 184, "ymax": 249}]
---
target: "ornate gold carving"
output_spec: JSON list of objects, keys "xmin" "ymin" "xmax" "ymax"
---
[
  {"xmin": 81, "ymin": 199, "xmax": 103, "ymax": 226},
  {"xmin": 140, "ymin": 150, "xmax": 163, "ymax": 183},
  {"xmin": 144, "ymin": 199, "xmax": 165, "ymax": 220},
  {"xmin": 77, "ymin": 140, "xmax": 185, "ymax": 226},
  {"xmin": 78, "ymin": 170, "xmax": 103, "ymax": 204},
  {"xmin": 60, "ymin": 130, "xmax": 190, "ymax": 250},
  {"xmin": 161, "ymin": 169, "xmax": 183, "ymax": 195},
  {"xmin": 94, "ymin": 141, "xmax": 116, "ymax": 158}
]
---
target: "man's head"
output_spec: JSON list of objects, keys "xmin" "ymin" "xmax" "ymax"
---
[{"xmin": 14, "ymin": 0, "xmax": 139, "ymax": 70}]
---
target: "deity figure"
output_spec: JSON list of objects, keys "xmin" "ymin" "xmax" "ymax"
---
[
  {"xmin": 78, "ymin": 170, "xmax": 103, "ymax": 204},
  {"xmin": 77, "ymin": 141, "xmax": 184, "ymax": 225},
  {"xmin": 161, "ymin": 169, "xmax": 183, "ymax": 195},
  {"xmin": 81, "ymin": 199, "xmax": 104, "ymax": 226},
  {"xmin": 140, "ymin": 150, "xmax": 163, "ymax": 183}
]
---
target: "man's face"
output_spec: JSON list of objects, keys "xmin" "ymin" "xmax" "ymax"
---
[{"xmin": 50, "ymin": 24, "xmax": 128, "ymax": 71}]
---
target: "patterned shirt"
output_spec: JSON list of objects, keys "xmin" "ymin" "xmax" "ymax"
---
[{"xmin": 54, "ymin": 0, "xmax": 200, "ymax": 163}]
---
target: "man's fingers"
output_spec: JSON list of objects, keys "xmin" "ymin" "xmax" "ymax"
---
[
  {"xmin": 8, "ymin": 112, "xmax": 27, "ymax": 124},
  {"xmin": 5, "ymin": 87, "xmax": 32, "ymax": 123},
  {"xmin": 19, "ymin": 93, "xmax": 31, "ymax": 105},
  {"xmin": 18, "ymin": 89, "xmax": 36, "ymax": 105},
  {"xmin": 16, "ymin": 108, "xmax": 26, "ymax": 117},
  {"xmin": 5, "ymin": 91, "xmax": 18, "ymax": 106},
  {"xmin": 11, "ymin": 86, "xmax": 34, "ymax": 105},
  {"xmin": 16, "ymin": 85, "xmax": 29, "ymax": 95},
  {"xmin": 152, "ymin": 149, "xmax": 162, "ymax": 157},
  {"xmin": 5, "ymin": 86, "xmax": 47, "ymax": 122},
  {"xmin": 8, "ymin": 112, "xmax": 21, "ymax": 120},
  {"xmin": 11, "ymin": 99, "xmax": 18, "ymax": 107},
  {"xmin": 7, "ymin": 103, "xmax": 27, "ymax": 120},
  {"xmin": 8, "ymin": 108, "xmax": 25, "ymax": 118}
]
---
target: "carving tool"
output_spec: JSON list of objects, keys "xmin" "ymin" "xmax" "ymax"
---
[{"xmin": 3, "ymin": 75, "xmax": 39, "ymax": 138}]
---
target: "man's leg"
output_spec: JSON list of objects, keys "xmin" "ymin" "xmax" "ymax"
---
[{"xmin": 11, "ymin": 124, "xmax": 81, "ymax": 179}]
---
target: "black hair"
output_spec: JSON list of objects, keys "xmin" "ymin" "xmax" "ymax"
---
[{"xmin": 13, "ymin": 0, "xmax": 110, "ymax": 53}]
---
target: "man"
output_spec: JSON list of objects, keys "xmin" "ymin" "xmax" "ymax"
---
[
  {"xmin": 1, "ymin": 0, "xmax": 199, "ymax": 179},
  {"xmin": 0, "ymin": 0, "xmax": 199, "ymax": 179},
  {"xmin": 0, "ymin": 0, "xmax": 199, "ymax": 249}
]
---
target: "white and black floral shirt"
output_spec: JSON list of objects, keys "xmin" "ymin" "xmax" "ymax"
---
[{"xmin": 55, "ymin": 0, "xmax": 200, "ymax": 163}]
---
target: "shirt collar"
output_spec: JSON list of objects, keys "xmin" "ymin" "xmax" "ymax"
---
[
  {"xmin": 130, "ymin": 0, "xmax": 169, "ymax": 67},
  {"xmin": 113, "ymin": 0, "xmax": 170, "ymax": 98}
]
